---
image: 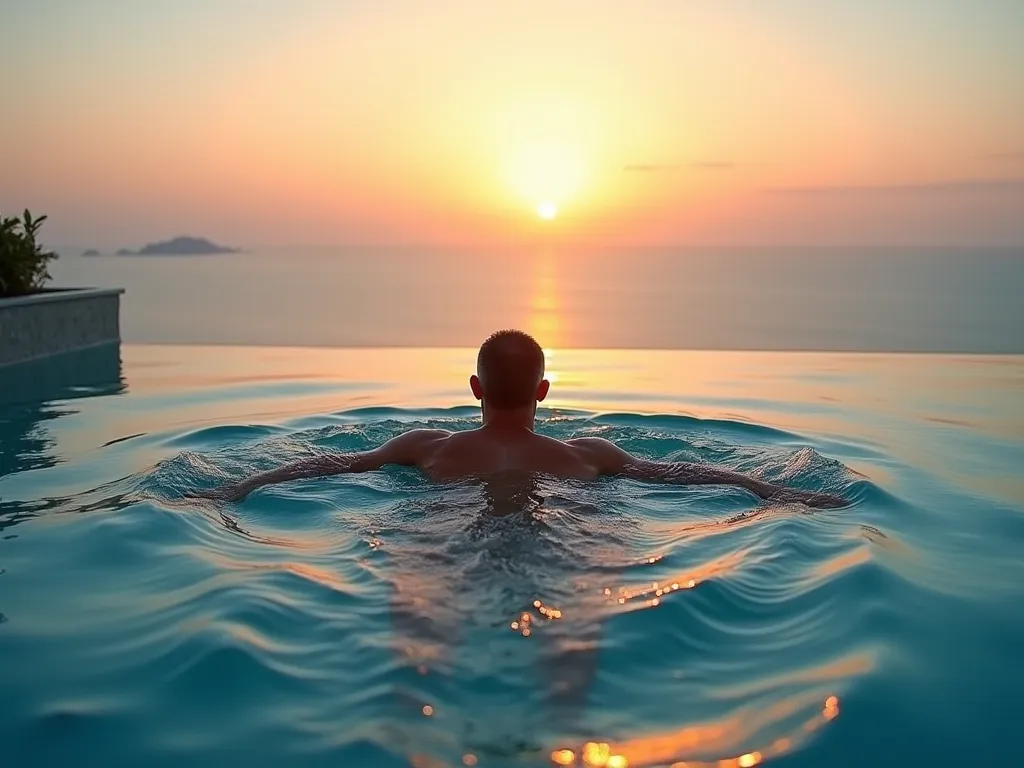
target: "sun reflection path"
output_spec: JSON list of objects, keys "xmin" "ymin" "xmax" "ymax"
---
[
  {"xmin": 547, "ymin": 692, "xmax": 841, "ymax": 767},
  {"xmin": 545, "ymin": 545, "xmax": 847, "ymax": 767},
  {"xmin": 510, "ymin": 598, "xmax": 564, "ymax": 639},
  {"xmin": 528, "ymin": 255, "xmax": 563, "ymax": 352}
]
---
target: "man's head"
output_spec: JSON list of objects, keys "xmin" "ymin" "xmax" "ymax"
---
[{"xmin": 470, "ymin": 330, "xmax": 548, "ymax": 411}]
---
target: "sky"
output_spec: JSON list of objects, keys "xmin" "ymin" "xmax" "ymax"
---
[{"xmin": 2, "ymin": 0, "xmax": 1024, "ymax": 248}]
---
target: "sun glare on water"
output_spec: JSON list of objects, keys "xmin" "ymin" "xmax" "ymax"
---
[{"xmin": 538, "ymin": 201, "xmax": 558, "ymax": 220}]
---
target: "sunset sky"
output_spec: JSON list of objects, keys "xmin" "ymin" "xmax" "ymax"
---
[{"xmin": 3, "ymin": 0, "xmax": 1023, "ymax": 247}]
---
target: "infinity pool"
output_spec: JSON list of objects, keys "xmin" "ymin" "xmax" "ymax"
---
[{"xmin": 1, "ymin": 346, "xmax": 1022, "ymax": 767}]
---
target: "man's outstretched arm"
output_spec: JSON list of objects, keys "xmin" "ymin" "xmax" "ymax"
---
[
  {"xmin": 193, "ymin": 429, "xmax": 447, "ymax": 502},
  {"xmin": 572, "ymin": 437, "xmax": 848, "ymax": 509}
]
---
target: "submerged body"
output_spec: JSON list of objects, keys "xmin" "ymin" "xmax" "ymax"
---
[
  {"xmin": 202, "ymin": 423, "xmax": 845, "ymax": 508},
  {"xmin": 200, "ymin": 330, "xmax": 847, "ymax": 508}
]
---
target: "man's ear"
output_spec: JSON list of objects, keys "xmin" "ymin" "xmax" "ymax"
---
[
  {"xmin": 536, "ymin": 378, "xmax": 550, "ymax": 402},
  {"xmin": 470, "ymin": 374, "xmax": 484, "ymax": 401}
]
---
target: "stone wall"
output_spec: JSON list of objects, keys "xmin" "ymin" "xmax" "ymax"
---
[{"xmin": 0, "ymin": 289, "xmax": 124, "ymax": 367}]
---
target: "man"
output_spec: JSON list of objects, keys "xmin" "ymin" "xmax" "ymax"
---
[{"xmin": 200, "ymin": 330, "xmax": 847, "ymax": 508}]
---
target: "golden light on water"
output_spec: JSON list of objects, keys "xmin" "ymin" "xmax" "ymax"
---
[
  {"xmin": 547, "ymin": 741, "xmax": 631, "ymax": 767},
  {"xmin": 548, "ymin": 690, "xmax": 847, "ymax": 768},
  {"xmin": 824, "ymin": 695, "xmax": 840, "ymax": 721},
  {"xmin": 528, "ymin": 255, "xmax": 564, "ymax": 349},
  {"xmin": 606, "ymin": 550, "xmax": 747, "ymax": 610},
  {"xmin": 167, "ymin": 353, "xmax": 865, "ymax": 768}
]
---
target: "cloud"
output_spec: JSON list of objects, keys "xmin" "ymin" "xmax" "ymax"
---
[{"xmin": 767, "ymin": 178, "xmax": 1024, "ymax": 195}]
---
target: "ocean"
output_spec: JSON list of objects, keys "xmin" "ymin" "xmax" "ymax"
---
[{"xmin": 50, "ymin": 245, "xmax": 1022, "ymax": 353}]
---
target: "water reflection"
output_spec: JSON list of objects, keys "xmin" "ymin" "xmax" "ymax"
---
[
  {"xmin": 527, "ymin": 252, "xmax": 564, "ymax": 350},
  {"xmin": 0, "ymin": 402, "xmax": 63, "ymax": 478},
  {"xmin": 0, "ymin": 342, "xmax": 124, "ymax": 409},
  {"xmin": 0, "ymin": 344, "xmax": 125, "ymax": 522},
  {"xmin": 373, "ymin": 474, "xmax": 619, "ymax": 752},
  {"xmin": 360, "ymin": 463, "xmax": 860, "ymax": 767},
  {"xmin": 547, "ymin": 689, "xmax": 842, "ymax": 767},
  {"xmin": 0, "ymin": 487, "xmax": 135, "ymax": 536}
]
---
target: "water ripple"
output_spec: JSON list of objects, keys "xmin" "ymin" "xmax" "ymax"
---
[{"xmin": 1, "ymin": 407, "xmax": 1010, "ymax": 767}]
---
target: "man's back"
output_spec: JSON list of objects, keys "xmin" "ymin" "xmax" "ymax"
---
[{"xmin": 416, "ymin": 428, "xmax": 603, "ymax": 481}]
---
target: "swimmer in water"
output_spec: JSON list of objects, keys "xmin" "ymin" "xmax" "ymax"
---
[{"xmin": 198, "ymin": 329, "xmax": 847, "ymax": 508}]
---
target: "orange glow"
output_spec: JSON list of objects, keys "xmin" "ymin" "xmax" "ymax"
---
[
  {"xmin": 527, "ymin": 255, "xmax": 564, "ymax": 350},
  {"xmin": 824, "ymin": 695, "xmax": 840, "ymax": 721},
  {"xmin": 583, "ymin": 742, "xmax": 612, "ymax": 766},
  {"xmin": 9, "ymin": 2, "xmax": 1022, "ymax": 248},
  {"xmin": 815, "ymin": 546, "xmax": 871, "ymax": 578},
  {"xmin": 551, "ymin": 749, "xmax": 576, "ymax": 766},
  {"xmin": 511, "ymin": 609, "xmax": 537, "ymax": 637},
  {"xmin": 581, "ymin": 686, "xmax": 847, "ymax": 768},
  {"xmin": 715, "ymin": 657, "xmax": 869, "ymax": 701},
  {"xmin": 197, "ymin": 554, "xmax": 350, "ymax": 591},
  {"xmin": 610, "ymin": 549, "xmax": 747, "ymax": 608}
]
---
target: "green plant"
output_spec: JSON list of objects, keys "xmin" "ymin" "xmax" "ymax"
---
[{"xmin": 0, "ymin": 210, "xmax": 59, "ymax": 298}]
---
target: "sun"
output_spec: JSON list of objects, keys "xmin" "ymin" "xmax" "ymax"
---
[{"xmin": 537, "ymin": 201, "xmax": 558, "ymax": 220}]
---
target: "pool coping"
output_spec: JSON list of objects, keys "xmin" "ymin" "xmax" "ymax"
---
[
  {"xmin": 0, "ymin": 287, "xmax": 125, "ymax": 368},
  {"xmin": 0, "ymin": 287, "xmax": 124, "ymax": 308}
]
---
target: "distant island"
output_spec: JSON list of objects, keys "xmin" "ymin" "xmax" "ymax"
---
[
  {"xmin": 116, "ymin": 236, "xmax": 238, "ymax": 256},
  {"xmin": 81, "ymin": 249, "xmax": 101, "ymax": 257}
]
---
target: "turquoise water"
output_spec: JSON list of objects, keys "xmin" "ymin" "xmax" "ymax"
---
[{"xmin": 1, "ymin": 346, "xmax": 1023, "ymax": 767}]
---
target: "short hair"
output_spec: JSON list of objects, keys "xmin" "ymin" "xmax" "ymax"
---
[{"xmin": 476, "ymin": 330, "xmax": 545, "ymax": 409}]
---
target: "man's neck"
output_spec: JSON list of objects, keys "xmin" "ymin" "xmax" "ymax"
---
[{"xmin": 481, "ymin": 404, "xmax": 536, "ymax": 432}]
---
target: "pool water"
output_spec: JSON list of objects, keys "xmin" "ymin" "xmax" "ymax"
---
[{"xmin": 1, "ymin": 345, "xmax": 1023, "ymax": 767}]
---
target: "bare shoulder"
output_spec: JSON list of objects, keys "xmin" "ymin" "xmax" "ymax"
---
[
  {"xmin": 388, "ymin": 428, "xmax": 452, "ymax": 448},
  {"xmin": 567, "ymin": 435, "xmax": 628, "ymax": 453},
  {"xmin": 566, "ymin": 436, "xmax": 636, "ymax": 473},
  {"xmin": 373, "ymin": 428, "xmax": 452, "ymax": 465}
]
